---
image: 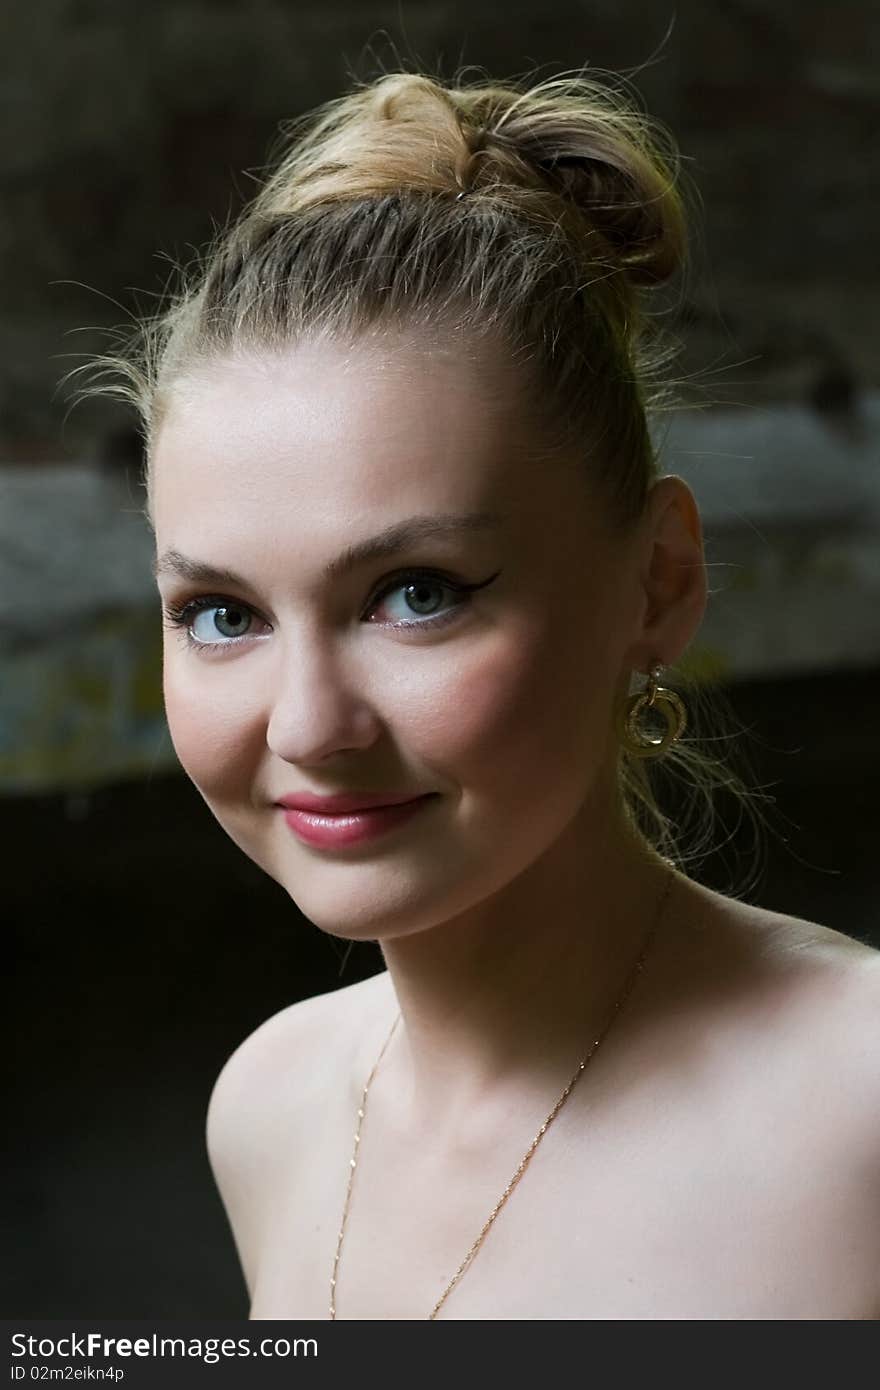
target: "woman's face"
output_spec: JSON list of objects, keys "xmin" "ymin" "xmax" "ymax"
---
[{"xmin": 151, "ymin": 335, "xmax": 648, "ymax": 941}]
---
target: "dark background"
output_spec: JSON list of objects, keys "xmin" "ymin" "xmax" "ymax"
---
[{"xmin": 5, "ymin": 2, "xmax": 879, "ymax": 1317}]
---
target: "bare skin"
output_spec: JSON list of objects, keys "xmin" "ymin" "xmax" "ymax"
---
[
  {"xmin": 151, "ymin": 333, "xmax": 880, "ymax": 1320},
  {"xmin": 210, "ymin": 883, "xmax": 880, "ymax": 1321}
]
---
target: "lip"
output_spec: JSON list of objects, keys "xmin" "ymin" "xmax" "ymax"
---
[
  {"xmin": 279, "ymin": 794, "xmax": 437, "ymax": 849},
  {"xmin": 276, "ymin": 790, "xmax": 432, "ymax": 814}
]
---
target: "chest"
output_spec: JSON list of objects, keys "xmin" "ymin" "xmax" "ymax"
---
[{"xmin": 246, "ymin": 1079, "xmax": 873, "ymax": 1320}]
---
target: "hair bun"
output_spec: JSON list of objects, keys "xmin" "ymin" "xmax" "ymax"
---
[
  {"xmin": 532, "ymin": 149, "xmax": 684, "ymax": 286},
  {"xmin": 453, "ymin": 79, "xmax": 688, "ymax": 289}
]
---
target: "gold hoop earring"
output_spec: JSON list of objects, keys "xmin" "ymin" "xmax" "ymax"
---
[{"xmin": 616, "ymin": 663, "xmax": 688, "ymax": 759}]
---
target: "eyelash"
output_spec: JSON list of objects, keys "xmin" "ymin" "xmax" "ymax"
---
[{"xmin": 161, "ymin": 567, "xmax": 501, "ymax": 656}]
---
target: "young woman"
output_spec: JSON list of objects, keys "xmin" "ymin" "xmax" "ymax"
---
[{"xmin": 77, "ymin": 67, "xmax": 879, "ymax": 1319}]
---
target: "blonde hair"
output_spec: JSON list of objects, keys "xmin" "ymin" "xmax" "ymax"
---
[{"xmin": 65, "ymin": 63, "xmax": 775, "ymax": 897}]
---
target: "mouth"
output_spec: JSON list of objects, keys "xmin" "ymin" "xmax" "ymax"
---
[{"xmin": 279, "ymin": 793, "xmax": 439, "ymax": 850}]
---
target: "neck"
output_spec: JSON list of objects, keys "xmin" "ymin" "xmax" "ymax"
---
[{"xmin": 371, "ymin": 789, "xmax": 675, "ymax": 1144}]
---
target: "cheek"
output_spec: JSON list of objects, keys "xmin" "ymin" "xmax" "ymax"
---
[
  {"xmin": 412, "ymin": 616, "xmax": 610, "ymax": 797},
  {"xmin": 162, "ymin": 659, "xmax": 277, "ymax": 874},
  {"xmin": 162, "ymin": 657, "xmax": 261, "ymax": 800}
]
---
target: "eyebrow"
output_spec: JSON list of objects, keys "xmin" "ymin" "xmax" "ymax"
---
[{"xmin": 152, "ymin": 511, "xmax": 503, "ymax": 586}]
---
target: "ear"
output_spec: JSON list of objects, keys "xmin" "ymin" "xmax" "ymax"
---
[{"xmin": 624, "ymin": 474, "xmax": 707, "ymax": 672}]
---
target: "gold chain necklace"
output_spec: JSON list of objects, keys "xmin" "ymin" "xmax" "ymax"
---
[{"xmin": 329, "ymin": 863, "xmax": 675, "ymax": 1320}]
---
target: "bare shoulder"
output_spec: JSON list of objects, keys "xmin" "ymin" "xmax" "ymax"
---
[
  {"xmin": 735, "ymin": 897, "xmax": 880, "ymax": 1047},
  {"xmin": 662, "ymin": 884, "xmax": 880, "ymax": 1313},
  {"xmin": 769, "ymin": 910, "xmax": 880, "ymax": 1144},
  {"xmin": 678, "ymin": 880, "xmax": 880, "ymax": 1159},
  {"xmin": 748, "ymin": 907, "xmax": 880, "ymax": 1309},
  {"xmin": 205, "ymin": 971, "xmax": 385, "ymax": 1296}
]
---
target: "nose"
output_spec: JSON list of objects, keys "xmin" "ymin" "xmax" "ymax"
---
[{"xmin": 264, "ymin": 630, "xmax": 381, "ymax": 765}]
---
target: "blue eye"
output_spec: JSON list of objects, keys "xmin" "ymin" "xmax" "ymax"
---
[
  {"xmin": 162, "ymin": 566, "xmax": 501, "ymax": 655},
  {"xmin": 161, "ymin": 597, "xmax": 263, "ymax": 652},
  {"xmin": 366, "ymin": 570, "xmax": 481, "ymax": 630}
]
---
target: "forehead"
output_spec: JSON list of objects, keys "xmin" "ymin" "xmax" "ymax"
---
[{"xmin": 152, "ymin": 336, "xmax": 530, "ymax": 534}]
